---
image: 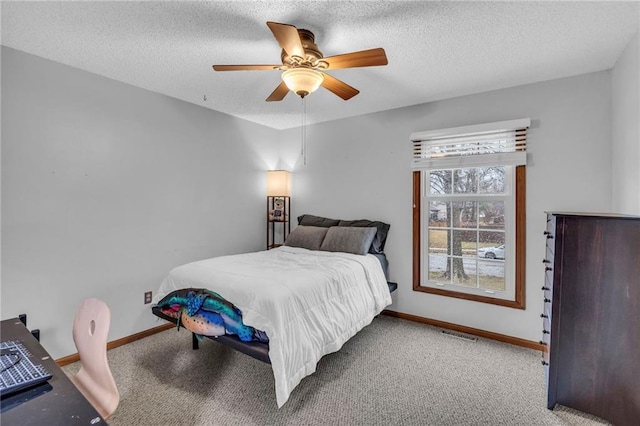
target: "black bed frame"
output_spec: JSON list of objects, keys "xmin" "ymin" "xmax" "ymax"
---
[{"xmin": 151, "ymin": 281, "xmax": 397, "ymax": 364}]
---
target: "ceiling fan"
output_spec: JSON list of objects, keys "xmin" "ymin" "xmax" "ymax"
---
[{"xmin": 212, "ymin": 21, "xmax": 388, "ymax": 102}]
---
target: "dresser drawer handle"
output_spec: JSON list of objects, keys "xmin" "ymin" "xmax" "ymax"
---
[
  {"xmin": 539, "ymin": 340, "xmax": 547, "ymax": 346},
  {"xmin": 545, "ymin": 266, "xmax": 553, "ymax": 272},
  {"xmin": 542, "ymin": 286, "xmax": 550, "ymax": 291},
  {"xmin": 540, "ymin": 314, "xmax": 548, "ymax": 318},
  {"xmin": 544, "ymin": 231, "xmax": 554, "ymax": 239},
  {"xmin": 544, "ymin": 298, "xmax": 551, "ymax": 303},
  {"xmin": 542, "ymin": 330, "xmax": 550, "ymax": 334},
  {"xmin": 542, "ymin": 259, "xmax": 550, "ymax": 264},
  {"xmin": 542, "ymin": 360, "xmax": 549, "ymax": 366}
]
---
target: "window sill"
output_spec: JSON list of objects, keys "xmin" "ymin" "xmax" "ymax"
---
[{"xmin": 413, "ymin": 283, "xmax": 525, "ymax": 309}]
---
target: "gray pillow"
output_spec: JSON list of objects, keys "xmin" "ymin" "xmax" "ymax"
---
[
  {"xmin": 338, "ymin": 219, "xmax": 391, "ymax": 254},
  {"xmin": 284, "ymin": 226, "xmax": 328, "ymax": 251},
  {"xmin": 297, "ymin": 214, "xmax": 340, "ymax": 228},
  {"xmin": 320, "ymin": 226, "xmax": 377, "ymax": 256}
]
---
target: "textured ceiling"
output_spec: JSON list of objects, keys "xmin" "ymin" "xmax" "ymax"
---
[{"xmin": 2, "ymin": 1, "xmax": 638, "ymax": 130}]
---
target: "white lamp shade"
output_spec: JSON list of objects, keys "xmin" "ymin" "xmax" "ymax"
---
[
  {"xmin": 281, "ymin": 68, "xmax": 324, "ymax": 97},
  {"xmin": 266, "ymin": 170, "xmax": 291, "ymax": 197}
]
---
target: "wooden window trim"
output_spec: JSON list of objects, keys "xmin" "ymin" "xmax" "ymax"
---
[{"xmin": 412, "ymin": 166, "xmax": 526, "ymax": 309}]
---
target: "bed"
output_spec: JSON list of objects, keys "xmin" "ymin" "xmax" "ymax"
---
[{"xmin": 151, "ymin": 215, "xmax": 394, "ymax": 407}]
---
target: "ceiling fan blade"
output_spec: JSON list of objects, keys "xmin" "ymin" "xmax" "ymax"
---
[
  {"xmin": 266, "ymin": 21, "xmax": 305, "ymax": 59},
  {"xmin": 212, "ymin": 64, "xmax": 281, "ymax": 71},
  {"xmin": 321, "ymin": 73, "xmax": 360, "ymax": 100},
  {"xmin": 266, "ymin": 81, "xmax": 290, "ymax": 102},
  {"xmin": 322, "ymin": 48, "xmax": 388, "ymax": 70}
]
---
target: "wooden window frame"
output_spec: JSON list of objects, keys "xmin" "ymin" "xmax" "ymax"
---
[{"xmin": 412, "ymin": 166, "xmax": 526, "ymax": 309}]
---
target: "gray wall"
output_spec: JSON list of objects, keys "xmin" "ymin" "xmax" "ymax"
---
[
  {"xmin": 2, "ymin": 42, "xmax": 634, "ymax": 358},
  {"xmin": 612, "ymin": 31, "xmax": 640, "ymax": 215},
  {"xmin": 280, "ymin": 71, "xmax": 613, "ymax": 343},
  {"xmin": 1, "ymin": 47, "xmax": 280, "ymax": 358}
]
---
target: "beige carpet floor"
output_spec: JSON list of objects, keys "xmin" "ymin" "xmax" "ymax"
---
[{"xmin": 63, "ymin": 315, "xmax": 610, "ymax": 426}]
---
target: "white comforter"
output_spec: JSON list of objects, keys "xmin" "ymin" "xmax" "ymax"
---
[{"xmin": 154, "ymin": 246, "xmax": 392, "ymax": 407}]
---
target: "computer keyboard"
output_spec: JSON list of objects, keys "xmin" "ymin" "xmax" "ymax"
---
[{"xmin": 0, "ymin": 340, "xmax": 52, "ymax": 398}]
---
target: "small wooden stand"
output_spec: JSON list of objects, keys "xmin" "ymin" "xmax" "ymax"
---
[{"xmin": 267, "ymin": 196, "xmax": 290, "ymax": 249}]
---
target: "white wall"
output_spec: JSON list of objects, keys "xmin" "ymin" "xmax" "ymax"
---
[
  {"xmin": 280, "ymin": 71, "xmax": 613, "ymax": 343},
  {"xmin": 1, "ymin": 47, "xmax": 280, "ymax": 358},
  {"xmin": 0, "ymin": 44, "xmax": 623, "ymax": 357},
  {"xmin": 612, "ymin": 30, "xmax": 640, "ymax": 215}
]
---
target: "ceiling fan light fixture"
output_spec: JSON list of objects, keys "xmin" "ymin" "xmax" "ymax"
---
[{"xmin": 281, "ymin": 68, "xmax": 324, "ymax": 98}]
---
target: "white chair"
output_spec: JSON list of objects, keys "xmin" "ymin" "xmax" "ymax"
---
[{"xmin": 70, "ymin": 298, "xmax": 120, "ymax": 420}]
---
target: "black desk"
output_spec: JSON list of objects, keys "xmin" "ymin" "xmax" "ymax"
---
[{"xmin": 0, "ymin": 318, "xmax": 106, "ymax": 425}]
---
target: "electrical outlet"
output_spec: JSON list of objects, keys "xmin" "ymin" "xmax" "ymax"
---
[{"xmin": 144, "ymin": 291, "xmax": 152, "ymax": 304}]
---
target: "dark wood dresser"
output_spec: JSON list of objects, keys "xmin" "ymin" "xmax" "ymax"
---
[{"xmin": 541, "ymin": 212, "xmax": 640, "ymax": 426}]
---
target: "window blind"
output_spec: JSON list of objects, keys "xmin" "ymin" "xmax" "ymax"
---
[{"xmin": 410, "ymin": 118, "xmax": 530, "ymax": 170}]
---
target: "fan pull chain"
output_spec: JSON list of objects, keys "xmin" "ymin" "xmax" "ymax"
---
[{"xmin": 301, "ymin": 97, "xmax": 307, "ymax": 165}]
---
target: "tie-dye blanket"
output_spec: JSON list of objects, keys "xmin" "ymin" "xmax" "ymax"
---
[{"xmin": 155, "ymin": 288, "xmax": 269, "ymax": 342}]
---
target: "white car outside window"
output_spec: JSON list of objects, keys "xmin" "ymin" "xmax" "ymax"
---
[{"xmin": 478, "ymin": 245, "xmax": 505, "ymax": 259}]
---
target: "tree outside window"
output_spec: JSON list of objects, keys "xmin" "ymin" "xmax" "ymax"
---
[{"xmin": 427, "ymin": 167, "xmax": 507, "ymax": 292}]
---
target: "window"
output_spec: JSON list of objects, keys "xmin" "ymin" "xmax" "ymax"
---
[{"xmin": 411, "ymin": 119, "xmax": 529, "ymax": 309}]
